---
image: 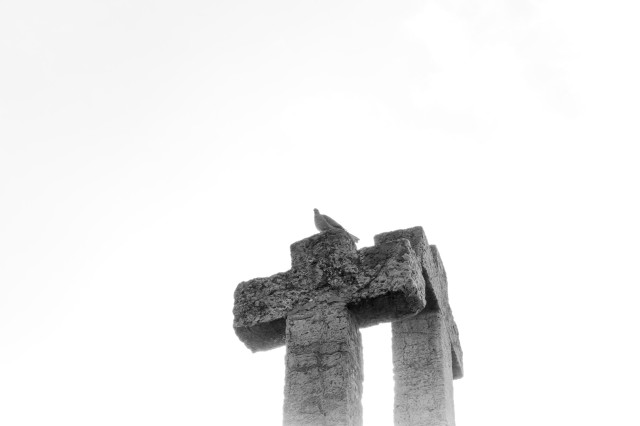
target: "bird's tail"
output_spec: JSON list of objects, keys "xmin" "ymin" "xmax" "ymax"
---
[{"xmin": 348, "ymin": 233, "xmax": 360, "ymax": 244}]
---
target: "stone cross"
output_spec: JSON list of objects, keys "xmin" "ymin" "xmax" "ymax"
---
[
  {"xmin": 375, "ymin": 227, "xmax": 463, "ymax": 426},
  {"xmin": 233, "ymin": 229, "xmax": 427, "ymax": 426}
]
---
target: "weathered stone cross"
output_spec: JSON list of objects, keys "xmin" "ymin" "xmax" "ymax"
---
[
  {"xmin": 375, "ymin": 227, "xmax": 463, "ymax": 426},
  {"xmin": 233, "ymin": 229, "xmax": 427, "ymax": 425}
]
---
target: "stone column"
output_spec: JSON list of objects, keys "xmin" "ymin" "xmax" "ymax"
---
[
  {"xmin": 392, "ymin": 310, "xmax": 455, "ymax": 426},
  {"xmin": 284, "ymin": 300, "xmax": 363, "ymax": 426}
]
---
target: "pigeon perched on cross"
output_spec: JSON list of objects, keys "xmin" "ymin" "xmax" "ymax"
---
[{"xmin": 313, "ymin": 208, "xmax": 359, "ymax": 243}]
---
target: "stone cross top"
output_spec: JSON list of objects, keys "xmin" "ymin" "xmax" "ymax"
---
[
  {"xmin": 375, "ymin": 227, "xmax": 463, "ymax": 426},
  {"xmin": 233, "ymin": 229, "xmax": 427, "ymax": 426}
]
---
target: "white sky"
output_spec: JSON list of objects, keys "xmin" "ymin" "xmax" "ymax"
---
[{"xmin": 1, "ymin": 0, "xmax": 639, "ymax": 425}]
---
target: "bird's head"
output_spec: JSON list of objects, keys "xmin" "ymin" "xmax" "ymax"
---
[{"xmin": 313, "ymin": 208, "xmax": 319, "ymax": 214}]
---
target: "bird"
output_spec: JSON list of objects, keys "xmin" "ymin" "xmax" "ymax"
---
[{"xmin": 313, "ymin": 208, "xmax": 359, "ymax": 243}]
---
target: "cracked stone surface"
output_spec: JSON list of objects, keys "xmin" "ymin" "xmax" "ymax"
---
[
  {"xmin": 374, "ymin": 227, "xmax": 463, "ymax": 426},
  {"xmin": 233, "ymin": 229, "xmax": 427, "ymax": 426},
  {"xmin": 284, "ymin": 301, "xmax": 363, "ymax": 426},
  {"xmin": 392, "ymin": 310, "xmax": 455, "ymax": 426}
]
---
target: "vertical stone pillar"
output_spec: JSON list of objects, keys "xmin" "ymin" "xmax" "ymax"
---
[
  {"xmin": 283, "ymin": 300, "xmax": 363, "ymax": 426},
  {"xmin": 374, "ymin": 227, "xmax": 462, "ymax": 426},
  {"xmin": 392, "ymin": 310, "xmax": 455, "ymax": 426}
]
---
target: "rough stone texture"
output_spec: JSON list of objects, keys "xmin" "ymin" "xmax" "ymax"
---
[
  {"xmin": 284, "ymin": 301, "xmax": 363, "ymax": 426},
  {"xmin": 233, "ymin": 229, "xmax": 427, "ymax": 426},
  {"xmin": 392, "ymin": 310, "xmax": 455, "ymax": 426},
  {"xmin": 374, "ymin": 227, "xmax": 463, "ymax": 426}
]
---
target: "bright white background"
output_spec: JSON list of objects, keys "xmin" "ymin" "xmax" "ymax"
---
[{"xmin": 1, "ymin": 1, "xmax": 639, "ymax": 425}]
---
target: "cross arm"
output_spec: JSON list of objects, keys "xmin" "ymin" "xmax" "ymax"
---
[
  {"xmin": 348, "ymin": 238, "xmax": 426, "ymax": 328},
  {"xmin": 233, "ymin": 272, "xmax": 293, "ymax": 352},
  {"xmin": 233, "ymin": 231, "xmax": 429, "ymax": 352}
]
